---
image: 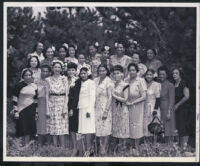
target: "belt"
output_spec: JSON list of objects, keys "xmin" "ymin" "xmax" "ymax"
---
[{"xmin": 50, "ymin": 93, "xmax": 66, "ymax": 96}]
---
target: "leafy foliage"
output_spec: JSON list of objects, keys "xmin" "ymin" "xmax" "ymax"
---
[
  {"xmin": 7, "ymin": 7, "xmax": 43, "ymax": 95},
  {"xmin": 7, "ymin": 7, "xmax": 196, "ymax": 106}
]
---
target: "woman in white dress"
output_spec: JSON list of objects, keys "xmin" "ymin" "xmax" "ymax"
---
[
  {"xmin": 143, "ymin": 69, "xmax": 161, "ymax": 141},
  {"xmin": 78, "ymin": 67, "xmax": 96, "ymax": 155}
]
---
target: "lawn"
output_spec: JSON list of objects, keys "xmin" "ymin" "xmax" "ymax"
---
[{"xmin": 6, "ymin": 98, "xmax": 196, "ymax": 157}]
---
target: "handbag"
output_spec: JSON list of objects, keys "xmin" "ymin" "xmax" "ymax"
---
[{"xmin": 148, "ymin": 115, "xmax": 164, "ymax": 135}]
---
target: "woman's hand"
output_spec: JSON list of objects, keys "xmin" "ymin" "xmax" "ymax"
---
[
  {"xmin": 69, "ymin": 109, "xmax": 73, "ymax": 117},
  {"xmin": 35, "ymin": 112, "xmax": 38, "ymax": 120},
  {"xmin": 173, "ymin": 104, "xmax": 179, "ymax": 112},
  {"xmin": 14, "ymin": 112, "xmax": 19, "ymax": 120},
  {"xmin": 126, "ymin": 101, "xmax": 134, "ymax": 106},
  {"xmin": 102, "ymin": 111, "xmax": 108, "ymax": 120},
  {"xmin": 166, "ymin": 111, "xmax": 171, "ymax": 121}
]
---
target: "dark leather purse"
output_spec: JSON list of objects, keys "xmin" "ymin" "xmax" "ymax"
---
[{"xmin": 148, "ymin": 115, "xmax": 164, "ymax": 135}]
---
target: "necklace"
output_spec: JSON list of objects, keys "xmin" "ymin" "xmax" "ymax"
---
[{"xmin": 52, "ymin": 75, "xmax": 60, "ymax": 81}]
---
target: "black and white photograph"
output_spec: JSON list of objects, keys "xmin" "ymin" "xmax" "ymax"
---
[{"xmin": 3, "ymin": 2, "xmax": 200, "ymax": 162}]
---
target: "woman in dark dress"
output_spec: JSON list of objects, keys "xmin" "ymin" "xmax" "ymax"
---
[
  {"xmin": 67, "ymin": 62, "xmax": 79, "ymax": 156},
  {"xmin": 172, "ymin": 67, "xmax": 190, "ymax": 149},
  {"xmin": 12, "ymin": 68, "xmax": 38, "ymax": 146}
]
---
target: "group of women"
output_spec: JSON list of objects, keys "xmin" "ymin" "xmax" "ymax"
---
[{"xmin": 12, "ymin": 40, "xmax": 191, "ymax": 156}]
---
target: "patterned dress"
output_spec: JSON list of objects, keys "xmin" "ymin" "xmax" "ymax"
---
[
  {"xmin": 109, "ymin": 55, "xmax": 132, "ymax": 77},
  {"xmin": 143, "ymin": 81, "xmax": 161, "ymax": 136},
  {"xmin": 46, "ymin": 75, "xmax": 69, "ymax": 135},
  {"xmin": 160, "ymin": 80, "xmax": 176, "ymax": 136},
  {"xmin": 126, "ymin": 77, "xmax": 147, "ymax": 139},
  {"xmin": 112, "ymin": 81, "xmax": 129, "ymax": 138},
  {"xmin": 94, "ymin": 77, "xmax": 113, "ymax": 137}
]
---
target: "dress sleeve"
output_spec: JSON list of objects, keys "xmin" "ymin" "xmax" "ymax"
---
[
  {"xmin": 139, "ymin": 78, "xmax": 147, "ymax": 92},
  {"xmin": 63, "ymin": 77, "xmax": 69, "ymax": 114},
  {"xmin": 155, "ymin": 82, "xmax": 161, "ymax": 98},
  {"xmin": 12, "ymin": 81, "xmax": 26, "ymax": 111},
  {"xmin": 89, "ymin": 80, "xmax": 96, "ymax": 113},
  {"xmin": 45, "ymin": 78, "xmax": 50, "ymax": 115},
  {"xmin": 105, "ymin": 78, "xmax": 114, "ymax": 111}
]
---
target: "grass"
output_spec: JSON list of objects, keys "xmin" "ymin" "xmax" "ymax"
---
[{"xmin": 6, "ymin": 98, "xmax": 196, "ymax": 157}]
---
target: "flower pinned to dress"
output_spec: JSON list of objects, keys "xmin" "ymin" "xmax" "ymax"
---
[
  {"xmin": 95, "ymin": 42, "xmax": 99, "ymax": 47},
  {"xmin": 104, "ymin": 45, "xmax": 110, "ymax": 51},
  {"xmin": 74, "ymin": 44, "xmax": 78, "ymax": 50},
  {"xmin": 133, "ymin": 41, "xmax": 138, "ymax": 45},
  {"xmin": 51, "ymin": 46, "xmax": 56, "ymax": 52},
  {"xmin": 128, "ymin": 39, "xmax": 134, "ymax": 44},
  {"xmin": 114, "ymin": 42, "xmax": 118, "ymax": 48},
  {"xmin": 70, "ymin": 77, "xmax": 77, "ymax": 87},
  {"xmin": 62, "ymin": 43, "xmax": 69, "ymax": 49}
]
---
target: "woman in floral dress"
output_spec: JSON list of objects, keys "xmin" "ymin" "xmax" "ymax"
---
[
  {"xmin": 94, "ymin": 64, "xmax": 113, "ymax": 156},
  {"xmin": 143, "ymin": 69, "xmax": 161, "ymax": 140},
  {"xmin": 111, "ymin": 65, "xmax": 129, "ymax": 143},
  {"xmin": 46, "ymin": 60, "xmax": 69, "ymax": 148}
]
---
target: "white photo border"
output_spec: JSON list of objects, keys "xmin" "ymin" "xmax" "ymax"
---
[{"xmin": 3, "ymin": 2, "xmax": 200, "ymax": 162}]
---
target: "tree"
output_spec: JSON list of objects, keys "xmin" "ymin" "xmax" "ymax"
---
[{"xmin": 7, "ymin": 7, "xmax": 43, "ymax": 96}]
